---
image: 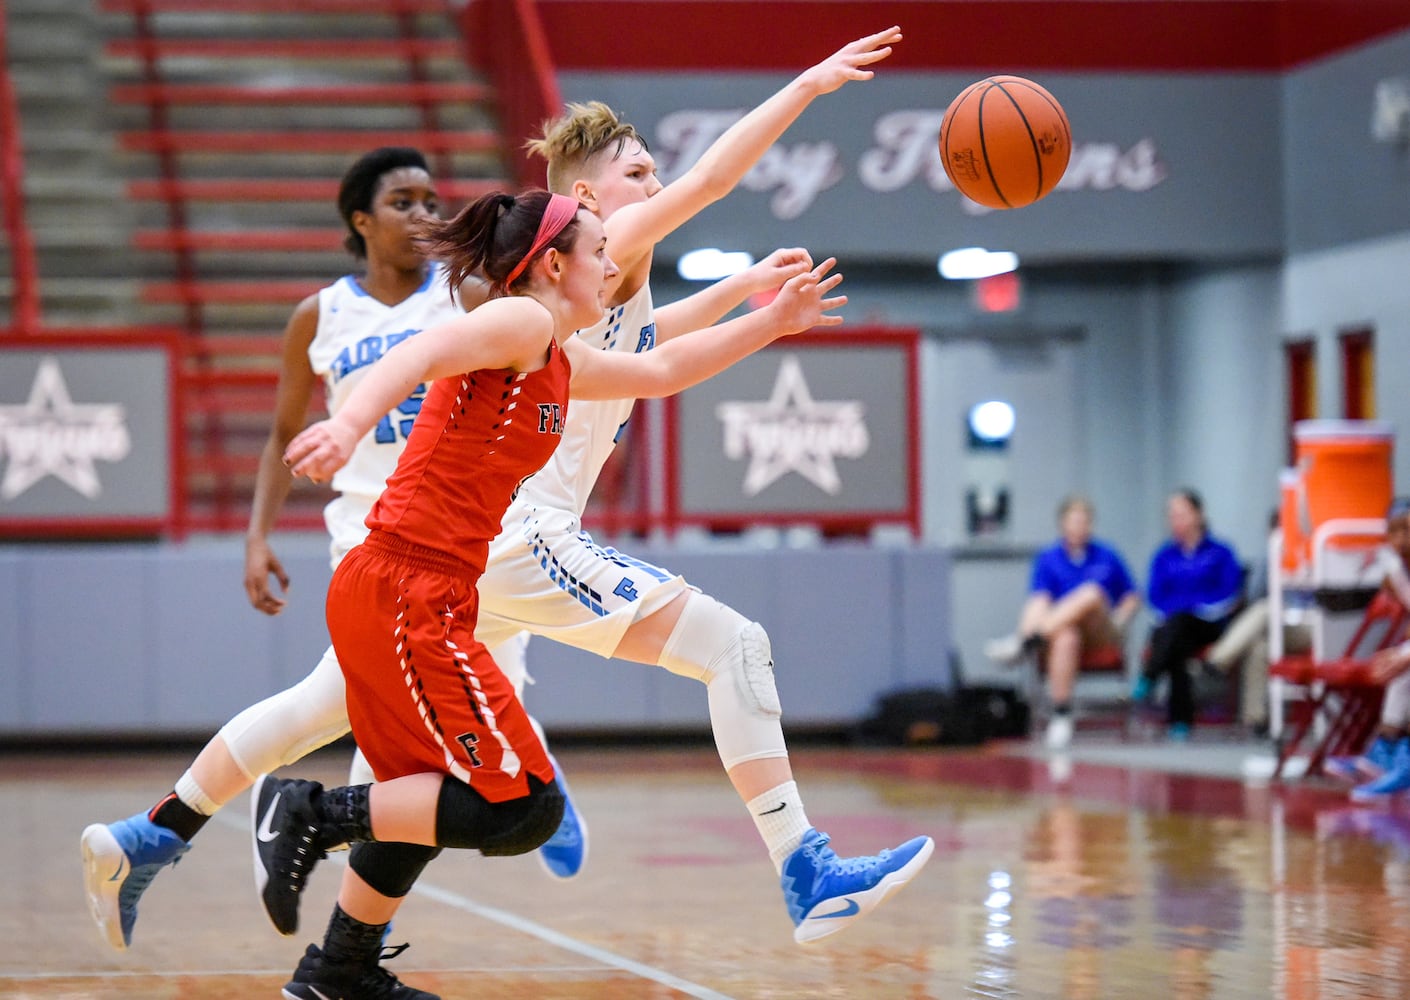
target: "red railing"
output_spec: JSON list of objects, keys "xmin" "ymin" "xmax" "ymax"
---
[
  {"xmin": 0, "ymin": 2, "xmax": 40, "ymax": 335},
  {"xmin": 463, "ymin": 0, "xmax": 561, "ymax": 189}
]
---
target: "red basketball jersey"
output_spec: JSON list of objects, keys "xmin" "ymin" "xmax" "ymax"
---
[{"xmin": 366, "ymin": 340, "xmax": 571, "ymax": 572}]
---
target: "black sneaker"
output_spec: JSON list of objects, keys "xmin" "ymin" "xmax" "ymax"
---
[
  {"xmin": 252, "ymin": 774, "xmax": 327, "ymax": 936},
  {"xmin": 282, "ymin": 943, "xmax": 440, "ymax": 1000}
]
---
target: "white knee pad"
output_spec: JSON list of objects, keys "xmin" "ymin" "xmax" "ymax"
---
[
  {"xmin": 659, "ymin": 593, "xmax": 787, "ymax": 769},
  {"xmin": 220, "ymin": 644, "xmax": 352, "ymax": 780}
]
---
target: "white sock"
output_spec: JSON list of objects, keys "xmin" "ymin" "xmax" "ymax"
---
[
  {"xmin": 746, "ymin": 781, "xmax": 811, "ymax": 873},
  {"xmin": 174, "ymin": 769, "xmax": 222, "ymax": 815}
]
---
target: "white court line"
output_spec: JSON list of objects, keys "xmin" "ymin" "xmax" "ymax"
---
[{"xmin": 216, "ymin": 810, "xmax": 737, "ymax": 1000}]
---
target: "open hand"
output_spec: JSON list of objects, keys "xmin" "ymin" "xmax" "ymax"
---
[
  {"xmin": 800, "ymin": 26, "xmax": 902, "ymax": 96},
  {"xmin": 767, "ymin": 258, "xmax": 846, "ymax": 336},
  {"xmin": 283, "ymin": 419, "xmax": 358, "ymax": 484},
  {"xmin": 746, "ymin": 247, "xmax": 812, "ymax": 296}
]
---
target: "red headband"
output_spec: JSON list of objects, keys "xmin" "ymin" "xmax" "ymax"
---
[{"xmin": 501, "ymin": 193, "xmax": 581, "ymax": 289}]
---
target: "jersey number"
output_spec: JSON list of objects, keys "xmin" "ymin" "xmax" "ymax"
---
[{"xmin": 373, "ymin": 383, "xmax": 427, "ymax": 444}]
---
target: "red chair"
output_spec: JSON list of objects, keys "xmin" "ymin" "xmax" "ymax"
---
[{"xmin": 1269, "ymin": 589, "xmax": 1407, "ymax": 780}]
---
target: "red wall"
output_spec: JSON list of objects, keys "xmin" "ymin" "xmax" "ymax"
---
[{"xmin": 534, "ymin": 0, "xmax": 1410, "ymax": 73}]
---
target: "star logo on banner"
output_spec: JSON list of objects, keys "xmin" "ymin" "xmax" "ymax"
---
[
  {"xmin": 715, "ymin": 355, "xmax": 869, "ymax": 496},
  {"xmin": 0, "ymin": 356, "xmax": 131, "ymax": 500}
]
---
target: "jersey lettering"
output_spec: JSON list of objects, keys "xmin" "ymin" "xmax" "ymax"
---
[
  {"xmin": 455, "ymin": 732, "xmax": 484, "ymax": 768},
  {"xmin": 331, "ymin": 328, "xmax": 421, "ymax": 381},
  {"xmin": 613, "ymin": 578, "xmax": 640, "ymax": 602},
  {"xmin": 634, "ymin": 322, "xmax": 656, "ymax": 353},
  {"xmin": 372, "ymin": 383, "xmax": 427, "ymax": 444},
  {"xmin": 537, "ymin": 403, "xmax": 565, "ymax": 435}
]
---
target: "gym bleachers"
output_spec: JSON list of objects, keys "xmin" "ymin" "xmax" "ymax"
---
[{"xmin": 90, "ymin": 0, "xmax": 517, "ymax": 529}]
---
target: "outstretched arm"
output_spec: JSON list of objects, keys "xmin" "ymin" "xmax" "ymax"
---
[
  {"xmin": 244, "ymin": 295, "xmax": 320, "ymax": 615},
  {"xmin": 654, "ymin": 248, "xmax": 811, "ymax": 342},
  {"xmin": 567, "ymin": 258, "xmax": 845, "ymax": 400},
  {"xmin": 283, "ymin": 298, "xmax": 550, "ymax": 481},
  {"xmin": 604, "ymin": 26, "xmax": 901, "ymax": 273}
]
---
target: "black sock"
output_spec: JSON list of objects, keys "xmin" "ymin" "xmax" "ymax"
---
[
  {"xmin": 314, "ymin": 784, "xmax": 375, "ymax": 849},
  {"xmin": 148, "ymin": 791, "xmax": 208, "ymax": 842},
  {"xmin": 1052, "ymin": 702, "xmax": 1072, "ymax": 717},
  {"xmin": 1021, "ymin": 633, "xmax": 1047, "ymax": 656},
  {"xmin": 321, "ymin": 903, "xmax": 388, "ymax": 967}
]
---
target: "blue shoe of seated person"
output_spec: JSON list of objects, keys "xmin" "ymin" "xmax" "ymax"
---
[
  {"xmin": 1351, "ymin": 741, "xmax": 1410, "ymax": 804},
  {"xmin": 81, "ymin": 811, "xmax": 191, "ymax": 951},
  {"xmin": 537, "ymin": 754, "xmax": 588, "ymax": 880},
  {"xmin": 1130, "ymin": 676, "xmax": 1153, "ymax": 704},
  {"xmin": 781, "ymin": 828, "xmax": 934, "ymax": 945},
  {"xmin": 1325, "ymin": 735, "xmax": 1397, "ymax": 782}
]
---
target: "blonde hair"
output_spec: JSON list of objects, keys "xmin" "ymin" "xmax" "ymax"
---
[{"xmin": 524, "ymin": 101, "xmax": 647, "ymax": 194}]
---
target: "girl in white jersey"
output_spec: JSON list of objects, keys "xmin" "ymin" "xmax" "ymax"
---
[
  {"xmin": 462, "ymin": 27, "xmax": 932, "ymax": 949},
  {"xmin": 79, "ymin": 149, "xmax": 573, "ymax": 960}
]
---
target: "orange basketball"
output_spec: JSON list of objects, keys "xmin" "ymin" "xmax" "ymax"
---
[{"xmin": 939, "ymin": 75, "xmax": 1072, "ymax": 210}]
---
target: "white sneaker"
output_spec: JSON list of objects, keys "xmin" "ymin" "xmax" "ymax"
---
[
  {"xmin": 984, "ymin": 634, "xmax": 1026, "ymax": 666},
  {"xmin": 1045, "ymin": 715, "xmax": 1074, "ymax": 749}
]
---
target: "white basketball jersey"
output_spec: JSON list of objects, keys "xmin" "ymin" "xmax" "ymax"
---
[
  {"xmin": 512, "ymin": 281, "xmax": 656, "ymax": 517},
  {"xmin": 306, "ymin": 262, "xmax": 462, "ymax": 522}
]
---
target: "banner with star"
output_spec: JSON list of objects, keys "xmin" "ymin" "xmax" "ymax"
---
[
  {"xmin": 0, "ymin": 337, "xmax": 177, "ymax": 537},
  {"xmin": 664, "ymin": 330, "xmax": 920, "ymax": 536}
]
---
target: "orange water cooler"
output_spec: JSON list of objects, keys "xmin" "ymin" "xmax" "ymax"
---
[{"xmin": 1282, "ymin": 420, "xmax": 1394, "ymax": 576}]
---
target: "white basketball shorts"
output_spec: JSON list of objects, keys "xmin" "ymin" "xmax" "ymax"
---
[{"xmin": 476, "ymin": 504, "xmax": 689, "ymax": 658}]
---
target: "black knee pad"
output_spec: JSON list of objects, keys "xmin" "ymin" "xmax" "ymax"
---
[
  {"xmin": 348, "ymin": 841, "xmax": 443, "ymax": 898},
  {"xmin": 435, "ymin": 774, "xmax": 564, "ymax": 856}
]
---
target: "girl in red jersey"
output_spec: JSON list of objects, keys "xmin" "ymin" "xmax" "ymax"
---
[{"xmin": 255, "ymin": 188, "xmax": 843, "ymax": 1000}]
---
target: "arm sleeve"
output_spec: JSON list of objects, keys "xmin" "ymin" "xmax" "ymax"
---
[
  {"xmin": 1218, "ymin": 546, "xmax": 1245, "ymax": 601},
  {"xmin": 1029, "ymin": 551, "xmax": 1054, "ymax": 596},
  {"xmin": 1110, "ymin": 548, "xmax": 1136, "ymax": 602},
  {"xmin": 1147, "ymin": 549, "xmax": 1169, "ymax": 618}
]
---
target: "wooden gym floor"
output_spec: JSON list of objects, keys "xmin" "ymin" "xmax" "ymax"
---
[{"xmin": 2, "ymin": 739, "xmax": 1408, "ymax": 998}]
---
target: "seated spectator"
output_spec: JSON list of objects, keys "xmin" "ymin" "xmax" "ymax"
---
[
  {"xmin": 1203, "ymin": 511, "xmax": 1310, "ymax": 734},
  {"xmin": 985, "ymin": 495, "xmax": 1141, "ymax": 749},
  {"xmin": 1325, "ymin": 497, "xmax": 1410, "ymax": 801},
  {"xmin": 1133, "ymin": 489, "xmax": 1243, "ymax": 740}
]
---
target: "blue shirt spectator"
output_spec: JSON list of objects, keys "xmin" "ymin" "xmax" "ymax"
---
[
  {"xmin": 1147, "ymin": 535, "xmax": 1243, "ymax": 623},
  {"xmin": 1134, "ymin": 488, "xmax": 1244, "ymax": 734},
  {"xmin": 1031, "ymin": 539, "xmax": 1137, "ymax": 608}
]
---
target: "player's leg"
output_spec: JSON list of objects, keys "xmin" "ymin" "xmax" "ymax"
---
[
  {"xmin": 350, "ymin": 624, "xmax": 588, "ymax": 880},
  {"xmin": 274, "ymin": 769, "xmax": 560, "ymax": 999},
  {"xmin": 259, "ymin": 546, "xmax": 562, "ymax": 938},
  {"xmin": 81, "ymin": 646, "xmax": 352, "ymax": 951},
  {"xmin": 480, "ymin": 628, "xmax": 588, "ymax": 880},
  {"xmin": 481, "ymin": 522, "xmax": 932, "ymax": 943},
  {"xmin": 625, "ymin": 589, "xmax": 934, "ymax": 944}
]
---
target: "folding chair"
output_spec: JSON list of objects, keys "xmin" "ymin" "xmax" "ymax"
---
[{"xmin": 1269, "ymin": 589, "xmax": 1407, "ymax": 781}]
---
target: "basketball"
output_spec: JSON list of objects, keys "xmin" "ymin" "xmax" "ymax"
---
[{"xmin": 939, "ymin": 75, "xmax": 1072, "ymax": 210}]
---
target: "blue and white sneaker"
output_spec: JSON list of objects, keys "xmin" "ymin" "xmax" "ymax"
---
[
  {"xmin": 1325, "ymin": 736, "xmax": 1397, "ymax": 782},
  {"xmin": 1352, "ymin": 740, "xmax": 1410, "ymax": 803},
  {"xmin": 80, "ymin": 812, "xmax": 191, "ymax": 951},
  {"xmin": 537, "ymin": 754, "xmax": 588, "ymax": 880},
  {"xmin": 780, "ymin": 828, "xmax": 934, "ymax": 944}
]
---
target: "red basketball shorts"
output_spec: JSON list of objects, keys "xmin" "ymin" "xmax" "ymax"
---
[{"xmin": 326, "ymin": 533, "xmax": 553, "ymax": 802}]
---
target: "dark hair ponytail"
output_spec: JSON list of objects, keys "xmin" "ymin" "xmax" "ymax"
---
[{"xmin": 418, "ymin": 188, "xmax": 578, "ymax": 296}]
